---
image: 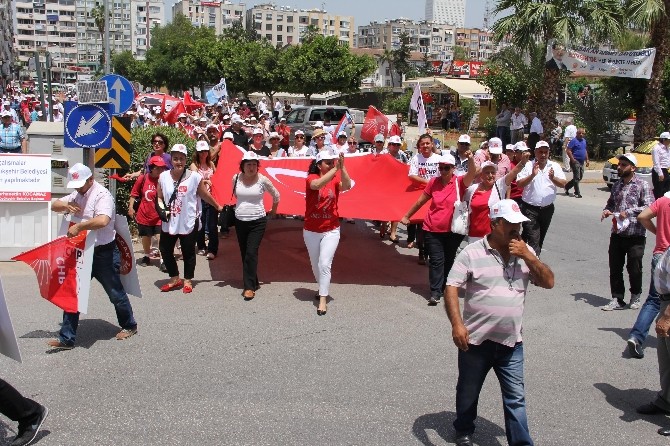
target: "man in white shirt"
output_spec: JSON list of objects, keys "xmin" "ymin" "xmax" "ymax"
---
[
  {"xmin": 527, "ymin": 112, "xmax": 543, "ymax": 155},
  {"xmin": 48, "ymin": 163, "xmax": 138, "ymax": 350},
  {"xmin": 652, "ymin": 131, "xmax": 670, "ymax": 199},
  {"xmin": 495, "ymin": 103, "xmax": 512, "ymax": 148},
  {"xmin": 562, "ymin": 120, "xmax": 577, "ymax": 172},
  {"xmin": 510, "ymin": 107, "xmax": 528, "ymax": 144},
  {"xmin": 516, "ymin": 140, "xmax": 567, "ymax": 255}
]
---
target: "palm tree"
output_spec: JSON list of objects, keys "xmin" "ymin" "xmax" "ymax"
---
[
  {"xmin": 377, "ymin": 48, "xmax": 397, "ymax": 87},
  {"xmin": 90, "ymin": 4, "xmax": 110, "ymax": 67},
  {"xmin": 626, "ymin": 0, "xmax": 670, "ymax": 143},
  {"xmin": 492, "ymin": 0, "xmax": 624, "ymax": 129}
]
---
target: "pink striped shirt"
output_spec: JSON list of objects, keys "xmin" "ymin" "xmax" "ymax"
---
[{"xmin": 446, "ymin": 236, "xmax": 535, "ymax": 347}]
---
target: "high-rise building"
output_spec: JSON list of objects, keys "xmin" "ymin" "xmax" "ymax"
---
[
  {"xmin": 0, "ymin": 0, "xmax": 15, "ymax": 86},
  {"xmin": 425, "ymin": 0, "xmax": 465, "ymax": 27},
  {"xmin": 171, "ymin": 0, "xmax": 246, "ymax": 35},
  {"xmin": 245, "ymin": 3, "xmax": 354, "ymax": 47}
]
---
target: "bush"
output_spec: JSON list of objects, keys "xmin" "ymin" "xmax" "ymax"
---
[
  {"xmin": 482, "ymin": 117, "xmax": 497, "ymax": 139},
  {"xmin": 114, "ymin": 126, "xmax": 197, "ymax": 216},
  {"xmin": 460, "ymin": 99, "xmax": 477, "ymax": 132}
]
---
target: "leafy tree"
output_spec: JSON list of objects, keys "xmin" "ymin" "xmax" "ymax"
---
[
  {"xmin": 418, "ymin": 52, "xmax": 432, "ymax": 76},
  {"xmin": 381, "ymin": 89, "xmax": 412, "ymax": 114},
  {"xmin": 459, "ymin": 99, "xmax": 478, "ymax": 131},
  {"xmin": 111, "ymin": 50, "xmax": 137, "ymax": 78},
  {"xmin": 376, "ymin": 49, "xmax": 397, "ymax": 87},
  {"xmin": 393, "ymin": 32, "xmax": 413, "ymax": 82},
  {"xmin": 453, "ymin": 46, "xmax": 469, "ymax": 61},
  {"xmin": 220, "ymin": 19, "xmax": 258, "ymax": 42},
  {"xmin": 282, "ymin": 35, "xmax": 375, "ymax": 103},
  {"xmin": 492, "ymin": 0, "xmax": 624, "ymax": 132}
]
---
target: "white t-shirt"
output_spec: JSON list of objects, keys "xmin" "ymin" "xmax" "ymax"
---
[
  {"xmin": 563, "ymin": 124, "xmax": 577, "ymax": 140},
  {"xmin": 517, "ymin": 160, "xmax": 566, "ymax": 207},
  {"xmin": 158, "ymin": 170, "xmax": 203, "ymax": 235},
  {"xmin": 408, "ymin": 152, "xmax": 441, "ymax": 180},
  {"xmin": 63, "ymin": 181, "xmax": 116, "ymax": 246},
  {"xmin": 289, "ymin": 146, "xmax": 310, "ymax": 157},
  {"xmin": 233, "ymin": 174, "xmax": 280, "ymax": 222}
]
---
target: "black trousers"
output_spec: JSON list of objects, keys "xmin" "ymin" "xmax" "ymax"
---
[
  {"xmin": 235, "ymin": 217, "xmax": 267, "ymax": 291},
  {"xmin": 608, "ymin": 233, "xmax": 646, "ymax": 298},
  {"xmin": 652, "ymin": 169, "xmax": 670, "ymax": 199},
  {"xmin": 521, "ymin": 202, "xmax": 555, "ymax": 256},
  {"xmin": 159, "ymin": 226, "xmax": 198, "ymax": 280},
  {"xmin": 407, "ymin": 224, "xmax": 426, "ymax": 257},
  {"xmin": 527, "ymin": 132, "xmax": 540, "ymax": 152},
  {"xmin": 0, "ymin": 378, "xmax": 40, "ymax": 423},
  {"xmin": 424, "ymin": 231, "xmax": 465, "ymax": 298},
  {"xmin": 197, "ymin": 202, "xmax": 219, "ymax": 255}
]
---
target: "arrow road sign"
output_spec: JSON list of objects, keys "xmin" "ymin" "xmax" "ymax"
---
[
  {"xmin": 100, "ymin": 74, "xmax": 135, "ymax": 116},
  {"xmin": 64, "ymin": 101, "xmax": 112, "ymax": 149}
]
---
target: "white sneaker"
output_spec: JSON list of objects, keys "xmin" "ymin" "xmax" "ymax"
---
[
  {"xmin": 206, "ymin": 253, "xmax": 215, "ymax": 260},
  {"xmin": 197, "ymin": 249, "xmax": 206, "ymax": 256},
  {"xmin": 602, "ymin": 299, "xmax": 626, "ymax": 311},
  {"xmin": 630, "ymin": 295, "xmax": 642, "ymax": 310}
]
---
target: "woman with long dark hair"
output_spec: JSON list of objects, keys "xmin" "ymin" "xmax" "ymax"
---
[
  {"xmin": 191, "ymin": 140, "xmax": 218, "ymax": 260},
  {"xmin": 124, "ymin": 132, "xmax": 172, "ymax": 180},
  {"xmin": 303, "ymin": 151, "xmax": 351, "ymax": 315}
]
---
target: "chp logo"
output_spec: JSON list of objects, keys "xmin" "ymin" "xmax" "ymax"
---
[{"xmin": 115, "ymin": 233, "xmax": 134, "ymax": 275}]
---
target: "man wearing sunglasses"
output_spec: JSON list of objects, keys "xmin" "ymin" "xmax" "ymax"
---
[{"xmin": 289, "ymin": 130, "xmax": 310, "ymax": 156}]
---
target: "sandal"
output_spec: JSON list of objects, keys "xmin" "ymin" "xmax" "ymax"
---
[
  {"xmin": 389, "ymin": 236, "xmax": 400, "ymax": 244},
  {"xmin": 243, "ymin": 290, "xmax": 255, "ymax": 301},
  {"xmin": 160, "ymin": 279, "xmax": 183, "ymax": 292},
  {"xmin": 407, "ymin": 241, "xmax": 416, "ymax": 249}
]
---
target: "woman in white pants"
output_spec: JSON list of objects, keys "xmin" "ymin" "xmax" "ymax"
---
[{"xmin": 303, "ymin": 150, "xmax": 352, "ymax": 315}]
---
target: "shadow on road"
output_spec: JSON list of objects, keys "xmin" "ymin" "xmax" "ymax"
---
[
  {"xmin": 21, "ymin": 319, "xmax": 120, "ymax": 350},
  {"xmin": 594, "ymin": 382, "xmax": 667, "ymax": 427},
  {"xmin": 412, "ymin": 410, "xmax": 505, "ymax": 446},
  {"xmin": 0, "ymin": 421, "xmax": 50, "ymax": 445},
  {"xmin": 572, "ymin": 292, "xmax": 610, "ymax": 307}
]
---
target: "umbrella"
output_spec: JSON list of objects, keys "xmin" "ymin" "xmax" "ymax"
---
[{"xmin": 136, "ymin": 92, "xmax": 180, "ymax": 107}]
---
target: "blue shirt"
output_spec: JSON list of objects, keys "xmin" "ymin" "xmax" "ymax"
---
[
  {"xmin": 568, "ymin": 137, "xmax": 587, "ymax": 162},
  {"xmin": 0, "ymin": 123, "xmax": 25, "ymax": 150}
]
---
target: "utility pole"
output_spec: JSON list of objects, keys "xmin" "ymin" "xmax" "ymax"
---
[
  {"xmin": 33, "ymin": 51, "xmax": 46, "ymax": 121},
  {"xmin": 104, "ymin": 0, "xmax": 110, "ymax": 74}
]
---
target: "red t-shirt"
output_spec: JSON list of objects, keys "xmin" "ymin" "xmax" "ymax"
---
[
  {"xmin": 509, "ymin": 161, "xmax": 522, "ymax": 199},
  {"xmin": 390, "ymin": 122, "xmax": 402, "ymax": 137},
  {"xmin": 469, "ymin": 188, "xmax": 494, "ymax": 237},
  {"xmin": 304, "ymin": 173, "xmax": 340, "ymax": 232},
  {"xmin": 422, "ymin": 175, "xmax": 466, "ymax": 233},
  {"xmin": 650, "ymin": 196, "xmax": 670, "ymax": 253},
  {"xmin": 131, "ymin": 174, "xmax": 161, "ymax": 226}
]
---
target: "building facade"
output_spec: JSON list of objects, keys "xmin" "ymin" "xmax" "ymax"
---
[
  {"xmin": 425, "ymin": 0, "xmax": 465, "ymax": 27},
  {"xmin": 0, "ymin": 0, "xmax": 15, "ymax": 86},
  {"xmin": 357, "ymin": 19, "xmax": 457, "ymax": 62},
  {"xmin": 245, "ymin": 3, "xmax": 354, "ymax": 47},
  {"xmin": 171, "ymin": 0, "xmax": 245, "ymax": 35}
]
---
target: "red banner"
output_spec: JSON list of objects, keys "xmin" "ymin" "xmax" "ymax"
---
[
  {"xmin": 447, "ymin": 60, "xmax": 484, "ymax": 78},
  {"xmin": 12, "ymin": 232, "xmax": 92, "ymax": 313},
  {"xmin": 360, "ymin": 106, "xmax": 389, "ymax": 143},
  {"xmin": 210, "ymin": 142, "xmax": 429, "ymax": 221}
]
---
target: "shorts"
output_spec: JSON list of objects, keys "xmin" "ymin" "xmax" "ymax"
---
[{"xmin": 137, "ymin": 223, "xmax": 161, "ymax": 237}]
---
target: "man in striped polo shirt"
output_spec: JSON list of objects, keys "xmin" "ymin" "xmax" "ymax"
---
[{"xmin": 445, "ymin": 200, "xmax": 555, "ymax": 446}]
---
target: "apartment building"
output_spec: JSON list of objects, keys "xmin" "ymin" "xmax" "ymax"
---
[
  {"xmin": 455, "ymin": 27, "xmax": 511, "ymax": 61},
  {"xmin": 357, "ymin": 19, "xmax": 457, "ymax": 61},
  {"xmin": 425, "ymin": 0, "xmax": 465, "ymax": 27},
  {"xmin": 171, "ymin": 0, "xmax": 245, "ymax": 35},
  {"xmin": 245, "ymin": 3, "xmax": 354, "ymax": 47},
  {"xmin": 352, "ymin": 48, "xmax": 427, "ymax": 88},
  {"xmin": 0, "ymin": 0, "xmax": 14, "ymax": 85},
  {"xmin": 131, "ymin": 0, "xmax": 165, "ymax": 58}
]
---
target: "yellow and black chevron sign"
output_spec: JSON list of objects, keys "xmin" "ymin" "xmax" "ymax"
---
[{"xmin": 95, "ymin": 117, "xmax": 131, "ymax": 169}]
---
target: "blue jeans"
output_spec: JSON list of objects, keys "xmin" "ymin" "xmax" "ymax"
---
[
  {"xmin": 59, "ymin": 242, "xmax": 137, "ymax": 346},
  {"xmin": 454, "ymin": 341, "xmax": 533, "ymax": 446},
  {"xmin": 629, "ymin": 252, "xmax": 662, "ymax": 345}
]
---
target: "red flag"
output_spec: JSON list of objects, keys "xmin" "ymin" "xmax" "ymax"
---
[
  {"xmin": 361, "ymin": 106, "xmax": 390, "ymax": 143},
  {"xmin": 160, "ymin": 93, "xmax": 167, "ymax": 117},
  {"xmin": 11, "ymin": 232, "xmax": 94, "ymax": 313},
  {"xmin": 183, "ymin": 91, "xmax": 205, "ymax": 112},
  {"xmin": 211, "ymin": 141, "xmax": 428, "ymax": 221},
  {"xmin": 331, "ymin": 111, "xmax": 352, "ymax": 142},
  {"xmin": 164, "ymin": 101, "xmax": 186, "ymax": 125}
]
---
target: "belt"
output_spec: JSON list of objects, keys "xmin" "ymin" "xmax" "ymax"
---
[{"xmin": 521, "ymin": 201, "xmax": 554, "ymax": 210}]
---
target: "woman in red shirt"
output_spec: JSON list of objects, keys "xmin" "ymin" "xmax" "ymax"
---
[
  {"xmin": 303, "ymin": 151, "xmax": 352, "ymax": 315},
  {"xmin": 401, "ymin": 151, "xmax": 476, "ymax": 305}
]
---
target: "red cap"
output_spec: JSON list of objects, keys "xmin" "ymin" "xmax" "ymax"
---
[{"xmin": 149, "ymin": 155, "xmax": 167, "ymax": 167}]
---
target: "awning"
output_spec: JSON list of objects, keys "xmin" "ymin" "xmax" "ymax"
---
[{"xmin": 403, "ymin": 77, "xmax": 492, "ymax": 100}]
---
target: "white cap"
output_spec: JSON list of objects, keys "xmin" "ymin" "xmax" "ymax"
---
[
  {"xmin": 388, "ymin": 135, "xmax": 402, "ymax": 145},
  {"xmin": 268, "ymin": 131, "xmax": 280, "ymax": 140},
  {"xmin": 223, "ymin": 131, "xmax": 234, "ymax": 140},
  {"xmin": 374, "ymin": 133, "xmax": 385, "ymax": 143},
  {"xmin": 316, "ymin": 151, "xmax": 337, "ymax": 163},
  {"xmin": 2, "ymin": 101, "xmax": 9, "ymax": 106},
  {"xmin": 660, "ymin": 132, "xmax": 670, "ymax": 140},
  {"xmin": 280, "ymin": 117, "xmax": 286, "ymax": 121},
  {"xmin": 242, "ymin": 151, "xmax": 260, "ymax": 161},
  {"xmin": 480, "ymin": 160, "xmax": 496, "ymax": 171},
  {"xmin": 488, "ymin": 137, "xmax": 503, "ymax": 154},
  {"xmin": 196, "ymin": 140, "xmax": 210, "ymax": 152},
  {"xmin": 535, "ymin": 140, "xmax": 550, "ymax": 149},
  {"xmin": 170, "ymin": 143, "xmax": 188, "ymax": 155},
  {"xmin": 199, "ymin": 117, "xmax": 207, "ymax": 122},
  {"xmin": 232, "ymin": 116, "xmax": 243, "ymax": 124},
  {"xmin": 617, "ymin": 153, "xmax": 638, "ymax": 166},
  {"xmin": 0, "ymin": 110, "xmax": 11, "ymax": 117},
  {"xmin": 458, "ymin": 134, "xmax": 471, "ymax": 144},
  {"xmin": 337, "ymin": 131, "xmax": 347, "ymax": 138},
  {"xmin": 66, "ymin": 163, "xmax": 92, "ymax": 188},
  {"xmin": 438, "ymin": 153, "xmax": 456, "ymax": 166},
  {"xmin": 295, "ymin": 130, "xmax": 305, "ymax": 136},
  {"xmin": 222, "ymin": 114, "xmax": 230, "ymax": 120},
  {"xmin": 505, "ymin": 144, "xmax": 516, "ymax": 151},
  {"xmin": 252, "ymin": 127, "xmax": 263, "ymax": 136},
  {"xmin": 314, "ymin": 121, "xmax": 324, "ymax": 128},
  {"xmin": 178, "ymin": 113, "xmax": 187, "ymax": 119},
  {"xmin": 514, "ymin": 141, "xmax": 529, "ymax": 151},
  {"xmin": 489, "ymin": 199, "xmax": 530, "ymax": 223},
  {"xmin": 250, "ymin": 116, "xmax": 257, "ymax": 121}
]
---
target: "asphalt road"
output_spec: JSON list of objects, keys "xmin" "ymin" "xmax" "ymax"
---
[{"xmin": 0, "ymin": 179, "xmax": 667, "ymax": 446}]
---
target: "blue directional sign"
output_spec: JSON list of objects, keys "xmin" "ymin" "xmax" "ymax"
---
[
  {"xmin": 64, "ymin": 101, "xmax": 112, "ymax": 149},
  {"xmin": 100, "ymin": 74, "xmax": 135, "ymax": 115}
]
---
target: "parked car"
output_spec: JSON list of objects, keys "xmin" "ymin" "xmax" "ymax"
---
[
  {"xmin": 283, "ymin": 105, "xmax": 366, "ymax": 147},
  {"xmin": 602, "ymin": 139, "xmax": 656, "ymax": 189}
]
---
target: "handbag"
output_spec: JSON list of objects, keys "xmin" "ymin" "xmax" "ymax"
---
[
  {"xmin": 451, "ymin": 177, "xmax": 470, "ymax": 235},
  {"xmin": 132, "ymin": 174, "xmax": 147, "ymax": 213},
  {"xmin": 155, "ymin": 169, "xmax": 186, "ymax": 223},
  {"xmin": 218, "ymin": 174, "xmax": 239, "ymax": 228}
]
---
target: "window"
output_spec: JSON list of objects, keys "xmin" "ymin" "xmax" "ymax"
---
[
  {"xmin": 266, "ymin": 13, "xmax": 272, "ymax": 20},
  {"xmin": 265, "ymin": 23, "xmax": 271, "ymax": 30},
  {"xmin": 285, "ymin": 109, "xmax": 305, "ymax": 124},
  {"xmin": 287, "ymin": 15, "xmax": 293, "ymax": 22},
  {"xmin": 136, "ymin": 38, "xmax": 146, "ymax": 46},
  {"xmin": 310, "ymin": 18, "xmax": 318, "ymax": 26},
  {"xmin": 286, "ymin": 26, "xmax": 293, "ymax": 33},
  {"xmin": 265, "ymin": 33, "xmax": 272, "ymax": 40},
  {"xmin": 277, "ymin": 25, "xmax": 282, "ymax": 31},
  {"xmin": 287, "ymin": 35, "xmax": 293, "ymax": 44},
  {"xmin": 276, "ymin": 14, "xmax": 282, "ymax": 21},
  {"xmin": 276, "ymin": 34, "xmax": 282, "ymax": 41},
  {"xmin": 299, "ymin": 16, "xmax": 307, "ymax": 24},
  {"xmin": 255, "ymin": 12, "xmax": 261, "ymax": 20},
  {"xmin": 254, "ymin": 22, "xmax": 261, "ymax": 30},
  {"xmin": 385, "ymin": 79, "xmax": 391, "ymax": 86}
]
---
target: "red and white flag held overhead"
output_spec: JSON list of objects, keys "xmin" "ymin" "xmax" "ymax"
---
[
  {"xmin": 360, "ymin": 106, "xmax": 390, "ymax": 143},
  {"xmin": 11, "ymin": 231, "xmax": 94, "ymax": 314},
  {"xmin": 410, "ymin": 83, "xmax": 427, "ymax": 134}
]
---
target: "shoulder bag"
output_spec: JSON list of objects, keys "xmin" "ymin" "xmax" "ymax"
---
[
  {"xmin": 218, "ymin": 174, "xmax": 239, "ymax": 228},
  {"xmin": 155, "ymin": 169, "xmax": 186, "ymax": 223},
  {"xmin": 451, "ymin": 177, "xmax": 470, "ymax": 235}
]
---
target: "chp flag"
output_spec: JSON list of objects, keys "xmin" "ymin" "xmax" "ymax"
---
[
  {"xmin": 11, "ymin": 230, "xmax": 94, "ymax": 314},
  {"xmin": 361, "ymin": 106, "xmax": 390, "ymax": 143},
  {"xmin": 410, "ymin": 82, "xmax": 427, "ymax": 134},
  {"xmin": 207, "ymin": 78, "xmax": 228, "ymax": 104}
]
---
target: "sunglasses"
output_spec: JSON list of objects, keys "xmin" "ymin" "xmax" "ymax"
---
[
  {"xmin": 438, "ymin": 165, "xmax": 453, "ymax": 171},
  {"xmin": 348, "ymin": 141, "xmax": 357, "ymax": 145},
  {"xmin": 388, "ymin": 143, "xmax": 401, "ymax": 146},
  {"xmin": 315, "ymin": 136, "xmax": 326, "ymax": 140},
  {"xmin": 152, "ymin": 140, "xmax": 165, "ymax": 144},
  {"xmin": 296, "ymin": 135, "xmax": 305, "ymax": 139}
]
